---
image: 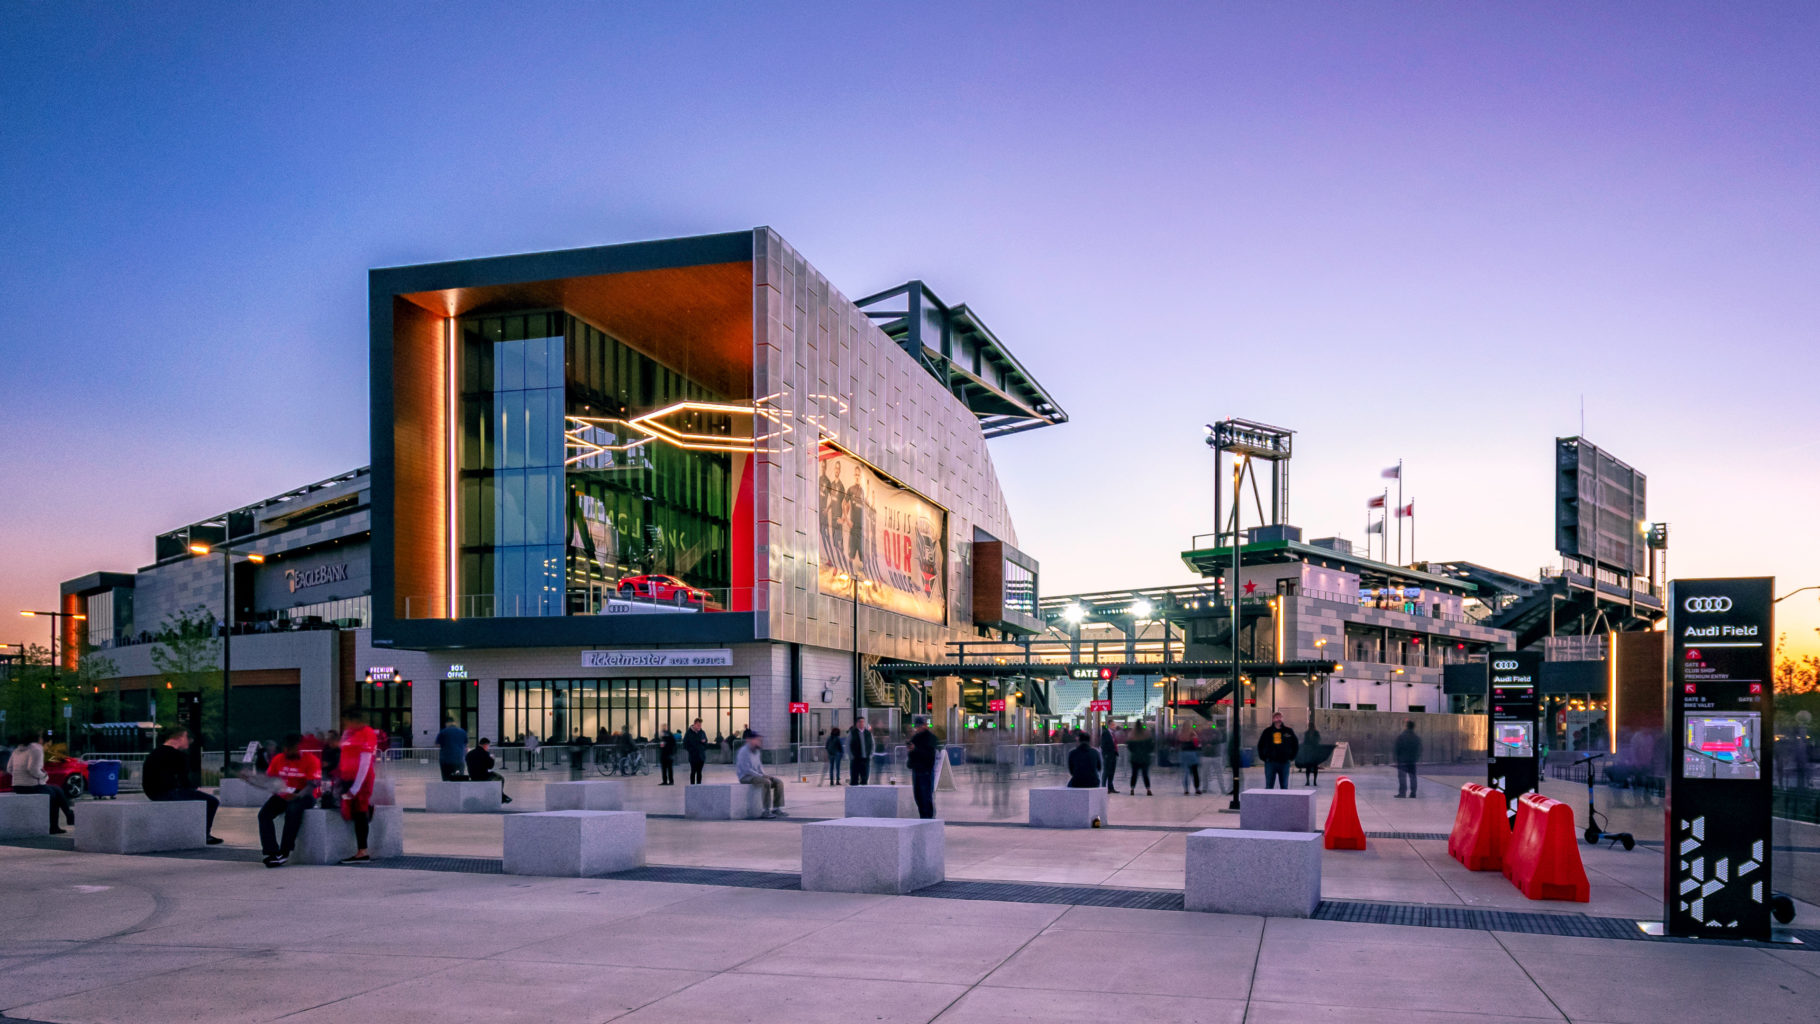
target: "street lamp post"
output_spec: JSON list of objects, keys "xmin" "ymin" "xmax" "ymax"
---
[
  {"xmin": 1229, "ymin": 455, "xmax": 1245, "ymax": 810},
  {"xmin": 188, "ymin": 542, "xmax": 264, "ymax": 771},
  {"xmin": 836, "ymin": 573, "xmax": 874, "ymax": 725},
  {"xmin": 19, "ymin": 609, "xmax": 86, "ymax": 741}
]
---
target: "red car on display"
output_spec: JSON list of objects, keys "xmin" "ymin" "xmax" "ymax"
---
[
  {"xmin": 0, "ymin": 754, "xmax": 93, "ymax": 799},
  {"xmin": 616, "ymin": 574, "xmax": 713, "ymax": 608}
]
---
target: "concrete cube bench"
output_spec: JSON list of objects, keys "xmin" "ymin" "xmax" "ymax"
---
[
  {"xmin": 75, "ymin": 800, "xmax": 207, "ymax": 854},
  {"xmin": 290, "ymin": 806, "xmax": 405, "ymax": 864},
  {"xmin": 801, "ymin": 817, "xmax": 944, "ymax": 894},
  {"xmin": 0, "ymin": 792, "xmax": 50, "ymax": 838},
  {"xmin": 1185, "ymin": 828, "xmax": 1321, "ymax": 917},
  {"xmin": 843, "ymin": 784, "xmax": 915, "ymax": 818},
  {"xmin": 371, "ymin": 778, "xmax": 398, "ymax": 806},
  {"xmin": 504, "ymin": 810, "xmax": 646, "ymax": 876},
  {"xmin": 217, "ymin": 778, "xmax": 272, "ymax": 808},
  {"xmin": 424, "ymin": 780, "xmax": 502, "ymax": 813},
  {"xmin": 1238, "ymin": 788, "xmax": 1317, "ymax": 832},
  {"xmin": 1029, "ymin": 786, "xmax": 1109, "ymax": 829},
  {"xmin": 684, "ymin": 782, "xmax": 764, "ymax": 820},
  {"xmin": 545, "ymin": 780, "xmax": 626, "ymax": 811}
]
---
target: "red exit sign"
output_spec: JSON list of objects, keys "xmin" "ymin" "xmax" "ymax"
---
[
  {"xmin": 987, "ymin": 699, "xmax": 1006, "ymax": 712},
  {"xmin": 788, "ymin": 702, "xmax": 808, "ymax": 713}
]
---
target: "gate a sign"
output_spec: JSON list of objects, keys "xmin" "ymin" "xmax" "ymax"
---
[
  {"xmin": 1666, "ymin": 577, "xmax": 1774, "ymax": 941},
  {"xmin": 1488, "ymin": 650, "xmax": 1541, "ymax": 823}
]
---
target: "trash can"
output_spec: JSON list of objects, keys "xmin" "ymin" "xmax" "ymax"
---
[
  {"xmin": 1239, "ymin": 749, "xmax": 1255, "ymax": 769},
  {"xmin": 87, "ymin": 760, "xmax": 122, "ymax": 799}
]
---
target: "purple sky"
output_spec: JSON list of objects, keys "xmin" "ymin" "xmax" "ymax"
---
[{"xmin": 4, "ymin": 3, "xmax": 1817, "ymax": 654}]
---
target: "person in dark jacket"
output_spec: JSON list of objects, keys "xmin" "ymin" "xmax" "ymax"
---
[
  {"xmin": 142, "ymin": 726, "xmax": 224, "ymax": 843},
  {"xmin": 824, "ymin": 728, "xmax": 844, "ymax": 786},
  {"xmin": 848, "ymin": 718, "xmax": 876, "ymax": 785},
  {"xmin": 1066, "ymin": 733, "xmax": 1102, "ymax": 788},
  {"xmin": 907, "ymin": 720, "xmax": 939, "ymax": 819},
  {"xmin": 1098, "ymin": 727, "xmax": 1120, "ymax": 794},
  {"xmin": 1394, "ymin": 721, "xmax": 1423, "ymax": 797},
  {"xmin": 684, "ymin": 718, "xmax": 708, "ymax": 784},
  {"xmin": 658, "ymin": 727, "xmax": 678, "ymax": 785},
  {"xmin": 1125, "ymin": 725, "xmax": 1155, "ymax": 795},
  {"xmin": 465, "ymin": 738, "xmax": 511, "ymax": 803},
  {"xmin": 434, "ymin": 718, "xmax": 468, "ymax": 781},
  {"xmin": 1296, "ymin": 724, "xmax": 1326, "ymax": 786},
  {"xmin": 1257, "ymin": 712, "xmax": 1299, "ymax": 790}
]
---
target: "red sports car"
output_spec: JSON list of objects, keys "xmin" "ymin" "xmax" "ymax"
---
[
  {"xmin": 616, "ymin": 574, "xmax": 713, "ymax": 608},
  {"xmin": 0, "ymin": 754, "xmax": 92, "ymax": 799}
]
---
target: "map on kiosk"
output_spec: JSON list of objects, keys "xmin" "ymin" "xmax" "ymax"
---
[
  {"xmin": 1683, "ymin": 713, "xmax": 1761, "ymax": 780},
  {"xmin": 1494, "ymin": 722, "xmax": 1533, "ymax": 758}
]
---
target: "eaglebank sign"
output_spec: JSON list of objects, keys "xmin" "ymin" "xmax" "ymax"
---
[
  {"xmin": 286, "ymin": 562, "xmax": 350, "ymax": 593},
  {"xmin": 582, "ymin": 649, "xmax": 733, "ymax": 668}
]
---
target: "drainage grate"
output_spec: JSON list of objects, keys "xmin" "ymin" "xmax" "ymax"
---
[
  {"xmin": 914, "ymin": 879, "xmax": 1184, "ymax": 911},
  {"xmin": 1314, "ymin": 899, "xmax": 1638, "ymax": 939},
  {"xmin": 608, "ymin": 865, "xmax": 801, "ymax": 889},
  {"xmin": 367, "ymin": 855, "xmax": 504, "ymax": 874}
]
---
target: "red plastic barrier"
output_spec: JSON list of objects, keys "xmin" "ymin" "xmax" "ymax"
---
[
  {"xmin": 1323, "ymin": 776, "xmax": 1367, "ymax": 850},
  {"xmin": 1447, "ymin": 784, "xmax": 1508, "ymax": 871},
  {"xmin": 1502, "ymin": 793, "xmax": 1589, "ymax": 902}
]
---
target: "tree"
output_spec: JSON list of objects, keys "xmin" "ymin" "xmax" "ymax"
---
[
  {"xmin": 149, "ymin": 607, "xmax": 222, "ymax": 744},
  {"xmin": 1, "ymin": 643, "xmax": 54, "ymax": 738},
  {"xmin": 1773, "ymin": 633, "xmax": 1820, "ymax": 697}
]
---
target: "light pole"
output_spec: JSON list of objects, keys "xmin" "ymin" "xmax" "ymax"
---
[
  {"xmin": 188, "ymin": 541, "xmax": 264, "ymax": 771},
  {"xmin": 836, "ymin": 573, "xmax": 874, "ymax": 724},
  {"xmin": 1229, "ymin": 454, "xmax": 1245, "ymax": 810},
  {"xmin": 19, "ymin": 609, "xmax": 85, "ymax": 740},
  {"xmin": 1775, "ymin": 586, "xmax": 1819, "ymax": 604}
]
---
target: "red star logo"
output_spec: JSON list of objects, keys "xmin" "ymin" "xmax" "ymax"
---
[{"xmin": 1242, "ymin": 580, "xmax": 1257, "ymax": 595}]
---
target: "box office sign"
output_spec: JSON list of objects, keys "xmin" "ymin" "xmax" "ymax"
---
[
  {"xmin": 581, "ymin": 649, "xmax": 733, "ymax": 668},
  {"xmin": 816, "ymin": 444, "xmax": 948, "ymax": 625}
]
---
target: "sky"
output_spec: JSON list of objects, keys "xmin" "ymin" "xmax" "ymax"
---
[{"xmin": 3, "ymin": 2, "xmax": 1817, "ymax": 655}]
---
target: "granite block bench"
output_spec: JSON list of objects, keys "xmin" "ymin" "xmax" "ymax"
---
[
  {"xmin": 217, "ymin": 778, "xmax": 270, "ymax": 808},
  {"xmin": 290, "ymin": 806, "xmax": 405, "ymax": 864},
  {"xmin": 684, "ymin": 782, "xmax": 765, "ymax": 820},
  {"xmin": 1185, "ymin": 828, "xmax": 1321, "ymax": 917},
  {"xmin": 0, "ymin": 792, "xmax": 50, "ymax": 838},
  {"xmin": 545, "ymin": 780, "xmax": 626, "ymax": 811},
  {"xmin": 1028, "ymin": 786, "xmax": 1109, "ymax": 828},
  {"xmin": 504, "ymin": 810, "xmax": 646, "ymax": 876},
  {"xmin": 75, "ymin": 800, "xmax": 207, "ymax": 854},
  {"xmin": 843, "ymin": 784, "xmax": 915, "ymax": 818},
  {"xmin": 1238, "ymin": 788, "xmax": 1318, "ymax": 832},
  {"xmin": 801, "ymin": 817, "xmax": 944, "ymax": 894},
  {"xmin": 424, "ymin": 780, "xmax": 503, "ymax": 813}
]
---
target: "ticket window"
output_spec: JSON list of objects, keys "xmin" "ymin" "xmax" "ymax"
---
[{"xmin": 442, "ymin": 679, "xmax": 480, "ymax": 737}]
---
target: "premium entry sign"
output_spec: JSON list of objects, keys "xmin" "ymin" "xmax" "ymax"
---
[
  {"xmin": 1666, "ymin": 577, "xmax": 1774, "ymax": 941},
  {"xmin": 1488, "ymin": 650, "xmax": 1541, "ymax": 823}
]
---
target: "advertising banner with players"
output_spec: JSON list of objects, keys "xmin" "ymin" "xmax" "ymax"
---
[{"xmin": 817, "ymin": 444, "xmax": 947, "ymax": 624}]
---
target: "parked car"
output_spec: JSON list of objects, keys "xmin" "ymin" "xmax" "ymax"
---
[
  {"xmin": 616, "ymin": 574, "xmax": 713, "ymax": 607},
  {"xmin": 0, "ymin": 754, "xmax": 93, "ymax": 800}
]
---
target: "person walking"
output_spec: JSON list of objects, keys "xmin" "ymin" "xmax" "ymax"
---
[
  {"xmin": 824, "ymin": 727, "xmax": 844, "ymax": 786},
  {"xmin": 143, "ymin": 726, "xmax": 224, "ymax": 843},
  {"xmin": 908, "ymin": 719, "xmax": 939, "ymax": 819},
  {"xmin": 735, "ymin": 732, "xmax": 786, "ymax": 818},
  {"xmin": 1297, "ymin": 723, "xmax": 1326, "ymax": 786},
  {"xmin": 1126, "ymin": 724, "xmax": 1155, "ymax": 795},
  {"xmin": 8, "ymin": 731, "xmax": 75, "ymax": 834},
  {"xmin": 848, "ymin": 718, "xmax": 875, "ymax": 785},
  {"xmin": 684, "ymin": 718, "xmax": 708, "ymax": 784},
  {"xmin": 1394, "ymin": 720, "xmax": 1423, "ymax": 797},
  {"xmin": 658, "ymin": 726, "xmax": 678, "ymax": 785},
  {"xmin": 1066, "ymin": 732, "xmax": 1102, "ymax": 788},
  {"xmin": 465, "ymin": 737, "xmax": 511, "ymax": 802},
  {"xmin": 1178, "ymin": 724, "xmax": 1204, "ymax": 794},
  {"xmin": 335, "ymin": 706, "xmax": 383, "ymax": 863},
  {"xmin": 257, "ymin": 733, "xmax": 321, "ymax": 867},
  {"xmin": 1257, "ymin": 712, "xmax": 1299, "ymax": 790},
  {"xmin": 1098, "ymin": 725, "xmax": 1120, "ymax": 794},
  {"xmin": 434, "ymin": 717, "xmax": 468, "ymax": 781}
]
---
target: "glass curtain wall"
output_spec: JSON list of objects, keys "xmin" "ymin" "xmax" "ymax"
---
[{"xmin": 499, "ymin": 677, "xmax": 750, "ymax": 745}]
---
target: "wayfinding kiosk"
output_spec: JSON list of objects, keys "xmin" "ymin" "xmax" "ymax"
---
[
  {"xmin": 1488, "ymin": 650, "xmax": 1541, "ymax": 822},
  {"xmin": 1665, "ymin": 577, "xmax": 1774, "ymax": 941}
]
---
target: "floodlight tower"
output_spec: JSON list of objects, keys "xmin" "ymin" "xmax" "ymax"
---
[{"xmin": 1202, "ymin": 418, "xmax": 1294, "ymax": 810}]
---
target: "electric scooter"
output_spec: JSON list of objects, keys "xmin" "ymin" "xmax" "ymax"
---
[{"xmin": 1574, "ymin": 752, "xmax": 1635, "ymax": 850}]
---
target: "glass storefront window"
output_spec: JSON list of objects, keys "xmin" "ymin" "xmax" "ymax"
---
[{"xmin": 497, "ymin": 677, "xmax": 749, "ymax": 745}]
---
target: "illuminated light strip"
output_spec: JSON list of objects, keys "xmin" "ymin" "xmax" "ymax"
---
[
  {"xmin": 446, "ymin": 317, "xmax": 459, "ymax": 620},
  {"xmin": 1607, "ymin": 630, "xmax": 1617, "ymax": 754}
]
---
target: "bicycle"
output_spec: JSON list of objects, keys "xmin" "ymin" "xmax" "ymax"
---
[{"xmin": 596, "ymin": 751, "xmax": 649, "ymax": 777}]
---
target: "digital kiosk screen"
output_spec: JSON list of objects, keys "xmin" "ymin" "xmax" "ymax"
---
[
  {"xmin": 1494, "ymin": 722, "xmax": 1533, "ymax": 758},
  {"xmin": 1682, "ymin": 712, "xmax": 1760, "ymax": 780}
]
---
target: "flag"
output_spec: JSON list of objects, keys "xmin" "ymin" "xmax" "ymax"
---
[
  {"xmin": 1367, "ymin": 495, "xmax": 1386, "ymax": 509},
  {"xmin": 1366, "ymin": 520, "xmax": 1385, "ymax": 534},
  {"xmin": 1382, "ymin": 465, "xmax": 1401, "ymax": 479},
  {"xmin": 1396, "ymin": 502, "xmax": 1414, "ymax": 518}
]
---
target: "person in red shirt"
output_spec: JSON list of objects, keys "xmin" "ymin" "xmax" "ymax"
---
[
  {"xmin": 257, "ymin": 733, "xmax": 322, "ymax": 867},
  {"xmin": 336, "ymin": 706, "xmax": 384, "ymax": 863}
]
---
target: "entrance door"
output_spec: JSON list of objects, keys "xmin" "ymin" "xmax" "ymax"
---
[
  {"xmin": 356, "ymin": 679, "xmax": 413, "ymax": 746},
  {"xmin": 441, "ymin": 679, "xmax": 479, "ymax": 736}
]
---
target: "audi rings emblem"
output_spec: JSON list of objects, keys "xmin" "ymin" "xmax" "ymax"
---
[
  {"xmin": 1683, "ymin": 596, "xmax": 1733, "ymax": 613},
  {"xmin": 1492, "ymin": 660, "xmax": 1518, "ymax": 670}
]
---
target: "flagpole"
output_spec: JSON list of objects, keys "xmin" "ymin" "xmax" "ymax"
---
[
  {"xmin": 1411, "ymin": 498, "xmax": 1416, "ymax": 564},
  {"xmin": 1396, "ymin": 459, "xmax": 1404, "ymax": 565},
  {"xmin": 1382, "ymin": 487, "xmax": 1388, "ymax": 562}
]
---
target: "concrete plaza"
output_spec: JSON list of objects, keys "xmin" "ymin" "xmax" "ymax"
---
[{"xmin": 4, "ymin": 764, "xmax": 1819, "ymax": 1023}]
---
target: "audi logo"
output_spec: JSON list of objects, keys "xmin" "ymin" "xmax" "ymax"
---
[
  {"xmin": 1683, "ymin": 597, "xmax": 1733, "ymax": 613},
  {"xmin": 1492, "ymin": 660, "xmax": 1518, "ymax": 670}
]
